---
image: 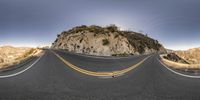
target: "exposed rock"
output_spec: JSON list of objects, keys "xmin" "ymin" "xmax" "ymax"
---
[{"xmin": 52, "ymin": 25, "xmax": 166, "ymax": 56}]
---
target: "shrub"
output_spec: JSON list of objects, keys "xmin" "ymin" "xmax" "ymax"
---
[
  {"xmin": 102, "ymin": 39, "xmax": 110, "ymax": 45},
  {"xmin": 106, "ymin": 24, "xmax": 118, "ymax": 32},
  {"xmin": 79, "ymin": 38, "xmax": 83, "ymax": 43},
  {"xmin": 22, "ymin": 49, "xmax": 35, "ymax": 58},
  {"xmin": 114, "ymin": 34, "xmax": 119, "ymax": 38},
  {"xmin": 16, "ymin": 49, "xmax": 36, "ymax": 60},
  {"xmin": 0, "ymin": 58, "xmax": 4, "ymax": 63}
]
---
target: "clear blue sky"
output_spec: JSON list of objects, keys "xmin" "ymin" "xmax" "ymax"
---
[{"xmin": 0, "ymin": 0, "xmax": 200, "ymax": 50}]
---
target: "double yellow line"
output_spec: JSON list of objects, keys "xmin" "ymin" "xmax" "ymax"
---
[{"xmin": 52, "ymin": 51, "xmax": 150, "ymax": 77}]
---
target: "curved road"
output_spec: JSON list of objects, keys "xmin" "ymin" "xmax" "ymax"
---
[{"xmin": 0, "ymin": 50, "xmax": 200, "ymax": 100}]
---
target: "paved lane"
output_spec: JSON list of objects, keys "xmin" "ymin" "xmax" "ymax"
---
[
  {"xmin": 54, "ymin": 50, "xmax": 149, "ymax": 72},
  {"xmin": 0, "ymin": 50, "xmax": 200, "ymax": 100}
]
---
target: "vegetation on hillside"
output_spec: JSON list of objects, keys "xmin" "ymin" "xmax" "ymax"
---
[
  {"xmin": 162, "ymin": 53, "xmax": 200, "ymax": 70},
  {"xmin": 163, "ymin": 53, "xmax": 189, "ymax": 64},
  {"xmin": 175, "ymin": 48, "xmax": 200, "ymax": 64},
  {"xmin": 54, "ymin": 24, "xmax": 164, "ymax": 54},
  {"xmin": 0, "ymin": 46, "xmax": 40, "ymax": 69},
  {"xmin": 15, "ymin": 48, "xmax": 36, "ymax": 60},
  {"xmin": 102, "ymin": 39, "xmax": 110, "ymax": 46}
]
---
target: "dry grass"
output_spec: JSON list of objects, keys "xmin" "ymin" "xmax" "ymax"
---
[
  {"xmin": 0, "ymin": 48, "xmax": 43, "ymax": 69},
  {"xmin": 160, "ymin": 54, "xmax": 200, "ymax": 69},
  {"xmin": 175, "ymin": 47, "xmax": 200, "ymax": 64}
]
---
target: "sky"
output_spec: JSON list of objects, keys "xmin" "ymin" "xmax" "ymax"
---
[{"xmin": 0, "ymin": 0, "xmax": 200, "ymax": 50}]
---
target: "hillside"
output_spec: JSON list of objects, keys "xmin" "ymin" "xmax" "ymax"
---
[
  {"xmin": 51, "ymin": 25, "xmax": 166, "ymax": 56},
  {"xmin": 0, "ymin": 46, "xmax": 31, "ymax": 63},
  {"xmin": 163, "ymin": 53, "xmax": 189, "ymax": 64},
  {"xmin": 0, "ymin": 46, "xmax": 39, "ymax": 69},
  {"xmin": 174, "ymin": 47, "xmax": 200, "ymax": 64}
]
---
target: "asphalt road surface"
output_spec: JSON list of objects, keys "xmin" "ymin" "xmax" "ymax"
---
[{"xmin": 0, "ymin": 50, "xmax": 200, "ymax": 100}]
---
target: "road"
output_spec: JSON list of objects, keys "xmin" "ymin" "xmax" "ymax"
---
[{"xmin": 0, "ymin": 50, "xmax": 200, "ymax": 100}]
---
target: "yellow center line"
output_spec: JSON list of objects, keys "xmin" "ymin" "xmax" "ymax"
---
[{"xmin": 51, "ymin": 50, "xmax": 151, "ymax": 77}]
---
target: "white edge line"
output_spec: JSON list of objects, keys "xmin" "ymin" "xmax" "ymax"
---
[
  {"xmin": 0, "ymin": 54, "xmax": 44, "ymax": 78},
  {"xmin": 157, "ymin": 58, "xmax": 200, "ymax": 79}
]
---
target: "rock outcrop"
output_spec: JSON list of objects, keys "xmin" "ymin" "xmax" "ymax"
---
[{"xmin": 52, "ymin": 25, "xmax": 166, "ymax": 56}]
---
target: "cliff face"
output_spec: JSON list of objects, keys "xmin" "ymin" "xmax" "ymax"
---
[
  {"xmin": 175, "ymin": 47, "xmax": 200, "ymax": 64},
  {"xmin": 52, "ymin": 25, "xmax": 166, "ymax": 56}
]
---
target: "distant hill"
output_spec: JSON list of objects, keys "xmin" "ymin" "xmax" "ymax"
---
[
  {"xmin": 51, "ymin": 25, "xmax": 166, "ymax": 56},
  {"xmin": 174, "ymin": 47, "xmax": 200, "ymax": 64}
]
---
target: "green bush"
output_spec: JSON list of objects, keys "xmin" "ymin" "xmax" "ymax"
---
[
  {"xmin": 106, "ymin": 24, "xmax": 118, "ymax": 32},
  {"xmin": 114, "ymin": 34, "xmax": 119, "ymax": 38},
  {"xmin": 102, "ymin": 39, "xmax": 110, "ymax": 45}
]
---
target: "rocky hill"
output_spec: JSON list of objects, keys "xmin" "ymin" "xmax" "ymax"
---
[
  {"xmin": 174, "ymin": 47, "xmax": 200, "ymax": 64},
  {"xmin": 51, "ymin": 25, "xmax": 166, "ymax": 56}
]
